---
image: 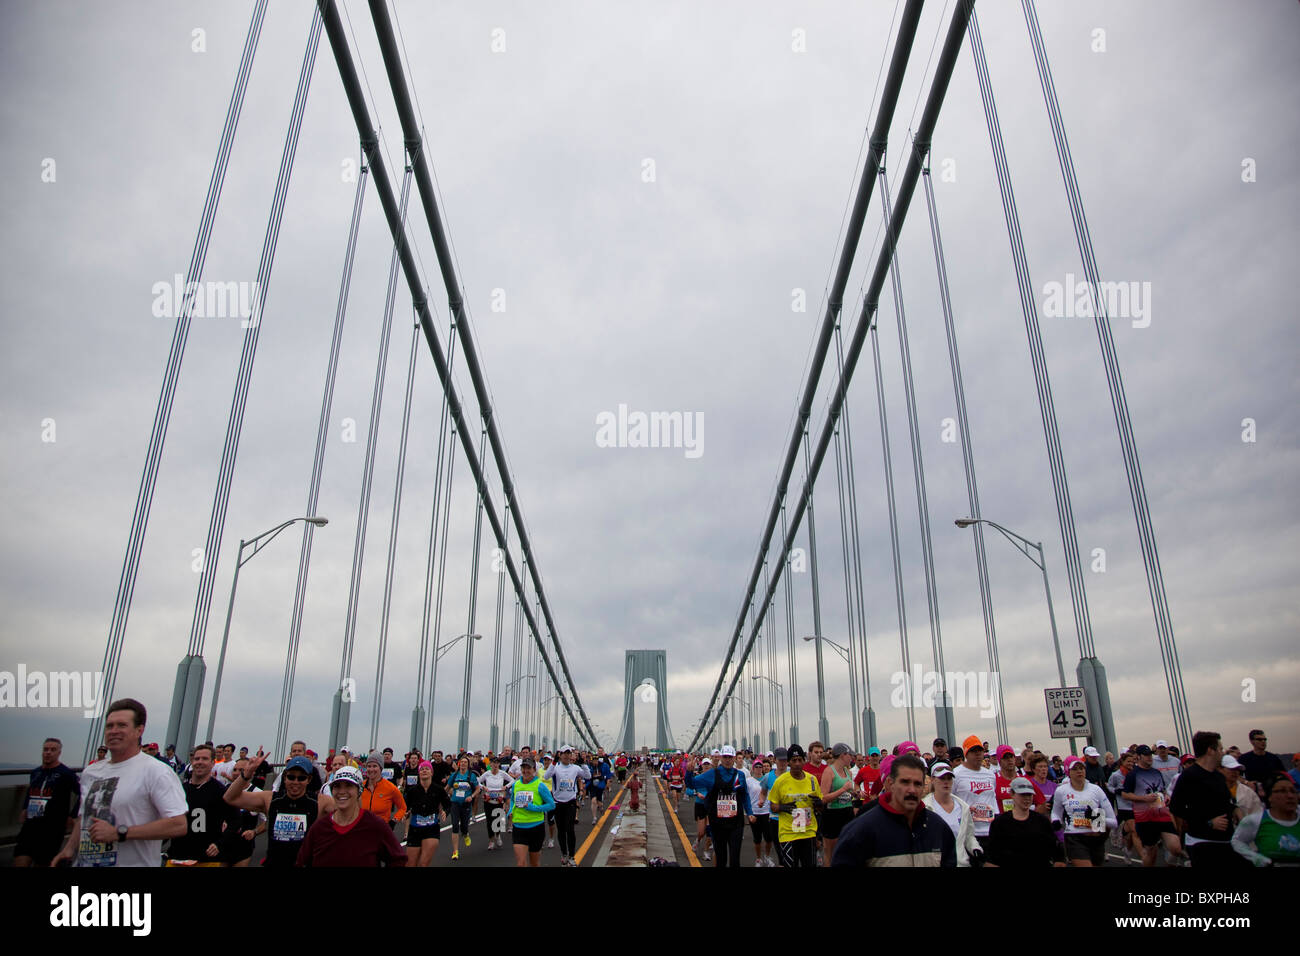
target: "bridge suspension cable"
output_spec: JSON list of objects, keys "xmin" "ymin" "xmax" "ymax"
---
[{"xmin": 88, "ymin": 0, "xmax": 270, "ymax": 763}]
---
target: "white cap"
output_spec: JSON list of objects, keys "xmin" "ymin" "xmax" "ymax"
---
[
  {"xmin": 701, "ymin": 758, "xmax": 712, "ymax": 766},
  {"xmin": 711, "ymin": 749, "xmax": 721, "ymax": 756},
  {"xmin": 558, "ymin": 745, "xmax": 574, "ymax": 753},
  {"xmin": 720, "ymin": 745, "xmax": 737, "ymax": 757},
  {"xmin": 1156, "ymin": 740, "xmax": 1169, "ymax": 749},
  {"xmin": 1221, "ymin": 755, "xmax": 1241, "ymax": 770},
  {"xmin": 1083, "ymin": 746, "xmax": 1101, "ymax": 757}
]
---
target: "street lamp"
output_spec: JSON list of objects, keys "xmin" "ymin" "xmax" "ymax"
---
[
  {"xmin": 955, "ymin": 517, "xmax": 1076, "ymax": 755},
  {"xmin": 505, "ymin": 674, "xmax": 534, "ymax": 750},
  {"xmin": 724, "ymin": 695, "xmax": 750, "ymax": 750},
  {"xmin": 206, "ymin": 516, "xmax": 328, "ymax": 742},
  {"xmin": 802, "ymin": 636, "xmax": 873, "ymax": 750},
  {"xmin": 436, "ymin": 633, "xmax": 482, "ymax": 662}
]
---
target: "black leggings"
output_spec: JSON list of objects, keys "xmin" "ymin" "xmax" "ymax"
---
[
  {"xmin": 777, "ymin": 838, "xmax": 816, "ymax": 867},
  {"xmin": 555, "ymin": 800, "xmax": 579, "ymax": 857},
  {"xmin": 485, "ymin": 801, "xmax": 507, "ymax": 841},
  {"xmin": 710, "ymin": 820, "xmax": 744, "ymax": 867}
]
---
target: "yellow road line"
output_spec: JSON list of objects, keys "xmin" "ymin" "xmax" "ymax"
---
[
  {"xmin": 656, "ymin": 776, "xmax": 700, "ymax": 867},
  {"xmin": 573, "ymin": 778, "xmax": 630, "ymax": 865}
]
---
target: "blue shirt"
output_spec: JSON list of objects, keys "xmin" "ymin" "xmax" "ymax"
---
[
  {"xmin": 448, "ymin": 771, "xmax": 478, "ymax": 803},
  {"xmin": 690, "ymin": 766, "xmax": 752, "ymax": 817}
]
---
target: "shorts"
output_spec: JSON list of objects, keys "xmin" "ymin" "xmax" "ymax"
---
[
  {"xmin": 590, "ymin": 787, "xmax": 605, "ymax": 801},
  {"xmin": 694, "ymin": 803, "xmax": 709, "ymax": 821},
  {"xmin": 406, "ymin": 825, "xmax": 440, "ymax": 848},
  {"xmin": 14, "ymin": 827, "xmax": 62, "ymax": 865},
  {"xmin": 765, "ymin": 814, "xmax": 780, "ymax": 845},
  {"xmin": 751, "ymin": 815, "xmax": 769, "ymax": 843},
  {"xmin": 1136, "ymin": 821, "xmax": 1176, "ymax": 847},
  {"xmin": 1117, "ymin": 809, "xmax": 1134, "ymax": 823},
  {"xmin": 821, "ymin": 807, "xmax": 855, "ymax": 839},
  {"xmin": 670, "ymin": 784, "xmax": 683, "ymax": 791},
  {"xmin": 513, "ymin": 823, "xmax": 545, "ymax": 853},
  {"xmin": 1064, "ymin": 832, "xmax": 1108, "ymax": 865}
]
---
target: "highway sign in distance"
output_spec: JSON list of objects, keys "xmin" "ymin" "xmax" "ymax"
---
[{"xmin": 1044, "ymin": 687, "xmax": 1091, "ymax": 739}]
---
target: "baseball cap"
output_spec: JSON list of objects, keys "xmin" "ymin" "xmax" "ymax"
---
[
  {"xmin": 1083, "ymin": 746, "xmax": 1101, "ymax": 757},
  {"xmin": 1156, "ymin": 740, "xmax": 1169, "ymax": 749},
  {"xmin": 331, "ymin": 766, "xmax": 364, "ymax": 788},
  {"xmin": 711, "ymin": 749, "xmax": 721, "ymax": 756},
  {"xmin": 1064, "ymin": 755, "xmax": 1085, "ymax": 772},
  {"xmin": 558, "ymin": 745, "xmax": 574, "ymax": 753},
  {"xmin": 284, "ymin": 756, "xmax": 314, "ymax": 776},
  {"xmin": 933, "ymin": 738, "xmax": 947, "ymax": 748},
  {"xmin": 995, "ymin": 745, "xmax": 1016, "ymax": 760},
  {"xmin": 867, "ymin": 747, "xmax": 882, "ymax": 756},
  {"xmin": 899, "ymin": 741, "xmax": 920, "ymax": 755},
  {"xmin": 930, "ymin": 762, "xmax": 954, "ymax": 778},
  {"xmin": 1136, "ymin": 745, "xmax": 1153, "ymax": 756},
  {"xmin": 720, "ymin": 745, "xmax": 736, "ymax": 757},
  {"xmin": 701, "ymin": 758, "xmax": 713, "ymax": 766},
  {"xmin": 1009, "ymin": 777, "xmax": 1037, "ymax": 795},
  {"xmin": 831, "ymin": 743, "xmax": 852, "ymax": 758},
  {"xmin": 520, "ymin": 757, "xmax": 535, "ymax": 768},
  {"xmin": 962, "ymin": 735, "xmax": 984, "ymax": 752},
  {"xmin": 772, "ymin": 747, "xmax": 789, "ymax": 760},
  {"xmin": 786, "ymin": 744, "xmax": 806, "ymax": 761}
]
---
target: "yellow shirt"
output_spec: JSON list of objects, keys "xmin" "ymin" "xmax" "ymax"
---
[{"xmin": 768, "ymin": 771, "xmax": 821, "ymax": 843}]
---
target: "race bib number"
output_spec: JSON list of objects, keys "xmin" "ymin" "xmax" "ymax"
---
[
  {"xmin": 972, "ymin": 803, "xmax": 994, "ymax": 824},
  {"xmin": 791, "ymin": 807, "xmax": 810, "ymax": 833},
  {"xmin": 716, "ymin": 795, "xmax": 738, "ymax": 819},
  {"xmin": 272, "ymin": 812, "xmax": 308, "ymax": 843},
  {"xmin": 1002, "ymin": 797, "xmax": 1015, "ymax": 813},
  {"xmin": 558, "ymin": 778, "xmax": 576, "ymax": 793},
  {"xmin": 382, "ymin": 768, "xmax": 394, "ymax": 781},
  {"xmin": 1071, "ymin": 812, "xmax": 1090, "ymax": 830},
  {"xmin": 413, "ymin": 813, "xmax": 438, "ymax": 828},
  {"xmin": 26, "ymin": 796, "xmax": 48, "ymax": 819},
  {"xmin": 78, "ymin": 828, "xmax": 116, "ymax": 867},
  {"xmin": 406, "ymin": 775, "xmax": 418, "ymax": 787},
  {"xmin": 514, "ymin": 791, "xmax": 534, "ymax": 809},
  {"xmin": 489, "ymin": 789, "xmax": 504, "ymax": 801}
]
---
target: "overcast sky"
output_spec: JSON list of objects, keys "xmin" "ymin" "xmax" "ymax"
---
[{"xmin": 1, "ymin": 0, "xmax": 1297, "ymax": 765}]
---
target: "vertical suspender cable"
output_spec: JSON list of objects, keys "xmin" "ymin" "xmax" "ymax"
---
[
  {"xmin": 488, "ymin": 504, "xmax": 511, "ymax": 752},
  {"xmin": 330, "ymin": 164, "xmax": 413, "ymax": 751},
  {"xmin": 168, "ymin": 8, "xmax": 322, "ymax": 752},
  {"xmin": 1022, "ymin": 0, "xmax": 1186, "ymax": 749},
  {"xmin": 831, "ymin": 421, "xmax": 863, "ymax": 752},
  {"xmin": 457, "ymin": 427, "xmax": 490, "ymax": 749},
  {"xmin": 780, "ymin": 506, "xmax": 799, "ymax": 742},
  {"xmin": 423, "ymin": 419, "xmax": 458, "ymax": 754},
  {"xmin": 922, "ymin": 165, "xmax": 1009, "ymax": 742},
  {"xmin": 90, "ymin": 0, "xmax": 269, "ymax": 762},
  {"xmin": 878, "ymin": 163, "xmax": 954, "ymax": 744},
  {"xmin": 275, "ymin": 157, "xmax": 368, "ymax": 761}
]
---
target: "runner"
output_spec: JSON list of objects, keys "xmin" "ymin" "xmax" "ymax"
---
[
  {"xmin": 761, "ymin": 748, "xmax": 788, "ymax": 852},
  {"xmin": 447, "ymin": 755, "xmax": 480, "ymax": 860},
  {"xmin": 400, "ymin": 750, "xmax": 422, "ymax": 789},
  {"xmin": 950, "ymin": 737, "xmax": 997, "ymax": 863},
  {"xmin": 832, "ymin": 754, "xmax": 955, "ymax": 866},
  {"xmin": 690, "ymin": 746, "xmax": 752, "ymax": 868},
  {"xmin": 688, "ymin": 755, "xmax": 712, "ymax": 861},
  {"xmin": 746, "ymin": 756, "xmax": 772, "ymax": 866},
  {"xmin": 985, "ymin": 778, "xmax": 1064, "ymax": 868},
  {"xmin": 1239, "ymin": 729, "xmax": 1285, "ymax": 797},
  {"xmin": 1220, "ymin": 754, "xmax": 1262, "ymax": 820},
  {"xmin": 274, "ymin": 741, "xmax": 324, "ymax": 796},
  {"xmin": 766, "ymin": 743, "xmax": 821, "ymax": 868},
  {"xmin": 819, "ymin": 743, "xmax": 857, "ymax": 866},
  {"xmin": 1167, "ymin": 730, "xmax": 1243, "ymax": 869},
  {"xmin": 1122, "ymin": 744, "xmax": 1185, "ymax": 867},
  {"xmin": 1151, "ymin": 740, "xmax": 1181, "ymax": 789},
  {"xmin": 220, "ymin": 756, "xmax": 263, "ymax": 867},
  {"xmin": 52, "ymin": 698, "xmax": 188, "ymax": 868},
  {"xmin": 14, "ymin": 738, "xmax": 79, "ymax": 868},
  {"xmin": 1107, "ymin": 752, "xmax": 1139, "ymax": 859},
  {"xmin": 668, "ymin": 755, "xmax": 685, "ymax": 810},
  {"xmin": 1231, "ymin": 774, "xmax": 1300, "ymax": 867},
  {"xmin": 545, "ymin": 745, "xmax": 591, "ymax": 866},
  {"xmin": 615, "ymin": 752, "xmax": 629, "ymax": 784},
  {"xmin": 224, "ymin": 751, "xmax": 319, "ymax": 867},
  {"xmin": 1052, "ymin": 755, "xmax": 1117, "ymax": 867},
  {"xmin": 296, "ymin": 766, "xmax": 407, "ymax": 866},
  {"xmin": 539, "ymin": 752, "xmax": 558, "ymax": 847},
  {"xmin": 587, "ymin": 752, "xmax": 612, "ymax": 824},
  {"xmin": 922, "ymin": 762, "xmax": 978, "ymax": 866},
  {"xmin": 403, "ymin": 759, "xmax": 451, "ymax": 867},
  {"xmin": 480, "ymin": 755, "xmax": 515, "ymax": 849},
  {"xmin": 511, "ymin": 757, "xmax": 556, "ymax": 867},
  {"xmin": 995, "ymin": 744, "xmax": 1046, "ymax": 815},
  {"xmin": 854, "ymin": 747, "xmax": 884, "ymax": 808},
  {"xmin": 360, "ymin": 751, "xmax": 408, "ymax": 831}
]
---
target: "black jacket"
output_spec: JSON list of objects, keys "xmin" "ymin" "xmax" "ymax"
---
[{"xmin": 831, "ymin": 793, "xmax": 956, "ymax": 867}]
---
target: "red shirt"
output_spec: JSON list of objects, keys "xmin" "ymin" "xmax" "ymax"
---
[
  {"xmin": 855, "ymin": 766, "xmax": 883, "ymax": 799},
  {"xmin": 995, "ymin": 774, "xmax": 1045, "ymax": 814},
  {"xmin": 296, "ymin": 811, "xmax": 407, "ymax": 867}
]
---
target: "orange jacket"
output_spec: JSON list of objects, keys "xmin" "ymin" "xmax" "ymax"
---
[{"xmin": 361, "ymin": 778, "xmax": 407, "ymax": 822}]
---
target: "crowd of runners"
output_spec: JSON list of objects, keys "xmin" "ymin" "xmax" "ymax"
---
[{"xmin": 11, "ymin": 695, "xmax": 1299, "ymax": 868}]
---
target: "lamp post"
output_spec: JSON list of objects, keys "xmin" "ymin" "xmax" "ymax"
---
[
  {"xmin": 752, "ymin": 675, "xmax": 784, "ymax": 751},
  {"xmin": 505, "ymin": 674, "xmax": 534, "ymax": 750},
  {"xmin": 725, "ymin": 695, "xmax": 750, "ymax": 750},
  {"xmin": 205, "ymin": 516, "xmax": 327, "ymax": 743},
  {"xmin": 802, "ymin": 634, "xmax": 874, "ymax": 749},
  {"xmin": 955, "ymin": 517, "xmax": 1079, "ymax": 755}
]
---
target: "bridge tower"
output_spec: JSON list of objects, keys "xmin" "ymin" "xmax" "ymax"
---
[{"xmin": 617, "ymin": 650, "xmax": 673, "ymax": 751}]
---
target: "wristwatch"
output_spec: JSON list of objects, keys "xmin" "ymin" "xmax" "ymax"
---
[{"xmin": 116, "ymin": 824, "xmax": 129, "ymax": 842}]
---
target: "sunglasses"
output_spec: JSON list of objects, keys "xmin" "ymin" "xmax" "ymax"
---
[{"xmin": 284, "ymin": 774, "xmax": 309, "ymax": 783}]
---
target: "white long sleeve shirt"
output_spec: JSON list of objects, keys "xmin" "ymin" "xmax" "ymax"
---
[{"xmin": 1051, "ymin": 781, "xmax": 1118, "ymax": 834}]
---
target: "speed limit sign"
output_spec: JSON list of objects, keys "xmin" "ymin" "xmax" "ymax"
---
[{"xmin": 1044, "ymin": 687, "xmax": 1091, "ymax": 739}]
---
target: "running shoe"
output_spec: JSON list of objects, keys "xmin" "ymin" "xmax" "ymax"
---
[
  {"xmin": 546, "ymin": 838, "xmax": 555, "ymax": 848},
  {"xmin": 703, "ymin": 850, "xmax": 711, "ymax": 861},
  {"xmin": 451, "ymin": 851, "xmax": 459, "ymax": 860},
  {"xmin": 464, "ymin": 836, "xmax": 471, "ymax": 847}
]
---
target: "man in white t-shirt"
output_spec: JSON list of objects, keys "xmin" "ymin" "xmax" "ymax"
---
[
  {"xmin": 212, "ymin": 744, "xmax": 238, "ymax": 786},
  {"xmin": 53, "ymin": 698, "xmax": 187, "ymax": 867},
  {"xmin": 1152, "ymin": 740, "xmax": 1181, "ymax": 789},
  {"xmin": 950, "ymin": 739, "xmax": 998, "ymax": 862}
]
